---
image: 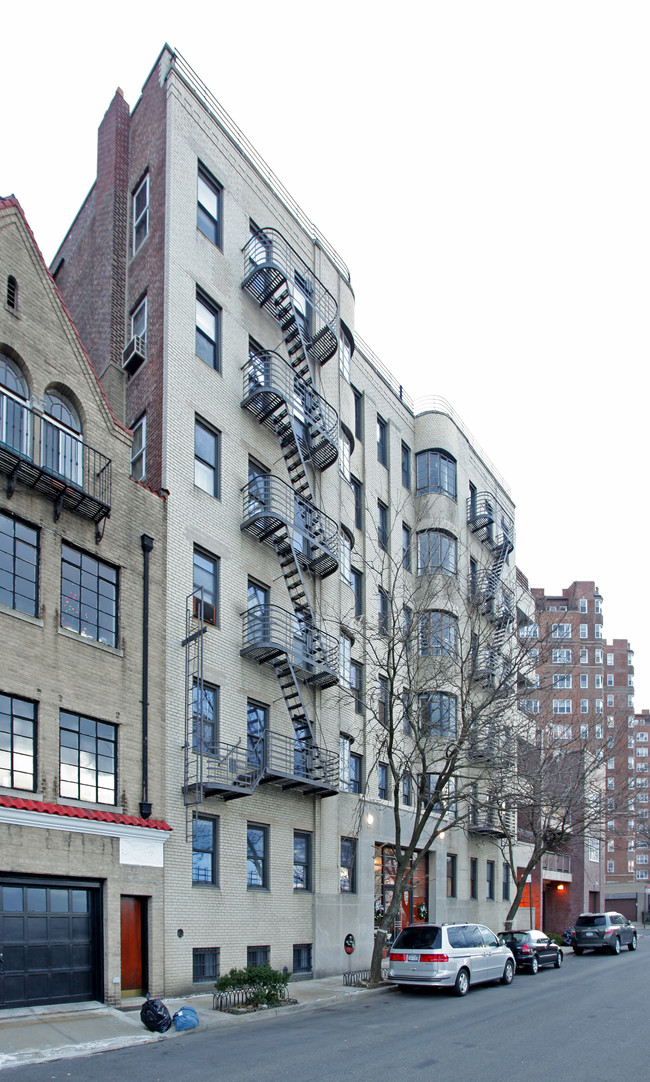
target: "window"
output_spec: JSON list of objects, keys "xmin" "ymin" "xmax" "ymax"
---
[
  {"xmin": 43, "ymin": 389, "xmax": 82, "ymax": 485},
  {"xmin": 402, "ymin": 523, "xmax": 412, "ymax": 571},
  {"xmin": 0, "ymin": 352, "xmax": 29, "ymax": 456},
  {"xmin": 377, "ymin": 415, "xmax": 388, "ymax": 466},
  {"xmin": 553, "ymin": 649, "xmax": 572, "ymax": 663},
  {"xmin": 470, "ymin": 857, "xmax": 478, "ymax": 900},
  {"xmin": 0, "ymin": 693, "xmax": 36, "ymax": 790},
  {"xmin": 247, "ymin": 699, "xmax": 268, "ymax": 767},
  {"xmin": 606, "ymin": 652, "xmax": 614, "ymax": 666},
  {"xmin": 378, "ymin": 674, "xmax": 389, "ymax": 726},
  {"xmin": 638, "ymin": 732, "xmax": 649, "ymax": 742},
  {"xmin": 0, "ymin": 512, "xmax": 38, "ymax": 617},
  {"xmin": 595, "ymin": 598, "xmax": 602, "ymax": 614},
  {"xmin": 579, "ymin": 599, "xmax": 588, "ymax": 613},
  {"xmin": 553, "ymin": 699, "xmax": 572, "ymax": 715},
  {"xmin": 294, "ymin": 831, "xmax": 312, "ymax": 891},
  {"xmin": 339, "ymin": 430, "xmax": 352, "ymax": 481},
  {"xmin": 579, "ymin": 624, "xmax": 588, "ymax": 639},
  {"xmin": 350, "ymin": 660, "xmax": 363, "ymax": 713},
  {"xmin": 553, "ymin": 724, "xmax": 572, "ymax": 740},
  {"xmin": 61, "ymin": 543, "xmax": 118, "ymax": 646},
  {"xmin": 293, "ymin": 943, "xmax": 312, "ymax": 974},
  {"xmin": 580, "ymin": 723, "xmax": 589, "ymax": 739},
  {"xmin": 420, "ymin": 692, "xmax": 457, "ymax": 736},
  {"xmin": 580, "ymin": 648, "xmax": 588, "ymax": 664},
  {"xmin": 637, "ymin": 871, "xmax": 649, "ymax": 880},
  {"xmin": 378, "ymin": 589, "xmax": 389, "ymax": 636},
  {"xmin": 415, "ymin": 449, "xmax": 457, "ymax": 499},
  {"xmin": 130, "ymin": 295, "xmax": 147, "ymax": 346},
  {"xmin": 197, "ymin": 164, "xmax": 222, "ymax": 246},
  {"xmin": 552, "ymin": 624, "xmax": 572, "ymax": 639},
  {"xmin": 402, "ymin": 774, "xmax": 412, "ymax": 807},
  {"xmin": 350, "ymin": 476, "xmax": 363, "ymax": 529},
  {"xmin": 378, "ymin": 762, "xmax": 388, "ymax": 800},
  {"xmin": 247, "ymin": 824, "xmax": 269, "ymax": 889},
  {"xmin": 194, "ymin": 418, "xmax": 221, "ymax": 497},
  {"xmin": 377, "ymin": 502, "xmax": 388, "ymax": 551},
  {"xmin": 502, "ymin": 863, "xmax": 510, "ymax": 901},
  {"xmin": 638, "ymin": 747, "xmax": 649, "ymax": 758},
  {"xmin": 193, "ymin": 947, "xmax": 219, "ymax": 983},
  {"xmin": 352, "ymin": 385, "xmax": 363, "ymax": 439},
  {"xmin": 628, "ymin": 675, "xmax": 634, "ymax": 687},
  {"xmin": 520, "ymin": 624, "xmax": 539, "ymax": 639},
  {"xmin": 339, "ymin": 633, "xmax": 352, "ymax": 688},
  {"xmin": 350, "ymin": 567, "xmax": 363, "ymax": 617},
  {"xmin": 350, "ymin": 753, "xmax": 362, "ymax": 794},
  {"xmin": 587, "ymin": 838, "xmax": 600, "ymax": 862},
  {"xmin": 595, "ymin": 649, "xmax": 603, "ymax": 663},
  {"xmin": 596, "ymin": 699, "xmax": 603, "ymax": 714},
  {"xmin": 340, "ymin": 531, "xmax": 352, "ymax": 587},
  {"xmin": 486, "ymin": 860, "xmax": 495, "ymax": 900},
  {"xmin": 132, "ymin": 174, "xmax": 149, "ymax": 253},
  {"xmin": 595, "ymin": 674, "xmax": 603, "ymax": 689},
  {"xmin": 580, "ymin": 674, "xmax": 589, "ymax": 688},
  {"xmin": 607, "ymin": 860, "xmax": 615, "ymax": 874},
  {"xmin": 196, "ymin": 291, "xmax": 220, "ymax": 370},
  {"xmin": 401, "ymin": 442, "xmax": 411, "ymax": 489},
  {"xmin": 193, "ymin": 681, "xmax": 219, "ymax": 753},
  {"xmin": 6, "ymin": 275, "xmax": 18, "ymax": 311},
  {"xmin": 192, "ymin": 816, "xmax": 218, "ymax": 885},
  {"xmin": 447, "ymin": 853, "xmax": 457, "ymax": 898},
  {"xmin": 553, "ymin": 674, "xmax": 572, "ymax": 689},
  {"xmin": 130, "ymin": 414, "xmax": 146, "ymax": 481},
  {"xmin": 247, "ymin": 945, "xmax": 270, "ymax": 968},
  {"xmin": 59, "ymin": 710, "xmax": 116, "ymax": 804},
  {"xmin": 520, "ymin": 699, "xmax": 540, "ymax": 714},
  {"xmin": 193, "ymin": 548, "xmax": 219, "ymax": 625},
  {"xmin": 595, "ymin": 624, "xmax": 603, "ymax": 639},
  {"xmin": 340, "ymin": 837, "xmax": 357, "ymax": 892},
  {"xmin": 419, "ymin": 611, "xmax": 457, "ymax": 657},
  {"xmin": 339, "ymin": 329, "xmax": 351, "ymax": 381},
  {"xmin": 417, "ymin": 530, "xmax": 457, "ymax": 576},
  {"xmin": 580, "ymin": 699, "xmax": 589, "ymax": 713}
]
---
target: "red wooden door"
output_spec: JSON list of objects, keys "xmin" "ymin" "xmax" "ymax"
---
[{"xmin": 120, "ymin": 896, "xmax": 145, "ymax": 996}]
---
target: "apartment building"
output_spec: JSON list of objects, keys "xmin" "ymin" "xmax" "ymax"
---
[
  {"xmin": 0, "ymin": 197, "xmax": 168, "ymax": 1008},
  {"xmin": 52, "ymin": 46, "xmax": 527, "ymax": 994}
]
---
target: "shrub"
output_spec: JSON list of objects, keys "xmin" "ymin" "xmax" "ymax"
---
[{"xmin": 215, "ymin": 963, "xmax": 290, "ymax": 1006}]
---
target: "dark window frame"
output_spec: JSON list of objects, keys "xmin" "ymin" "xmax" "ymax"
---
[
  {"xmin": 195, "ymin": 289, "xmax": 221, "ymax": 371},
  {"xmin": 247, "ymin": 944, "xmax": 270, "ymax": 968},
  {"xmin": 0, "ymin": 693, "xmax": 36, "ymax": 791},
  {"xmin": 401, "ymin": 442, "xmax": 411, "ymax": 489},
  {"xmin": 487, "ymin": 859, "xmax": 496, "ymax": 900},
  {"xmin": 193, "ymin": 947, "xmax": 220, "ymax": 983},
  {"xmin": 193, "ymin": 546, "xmax": 220, "ymax": 626},
  {"xmin": 194, "ymin": 416, "xmax": 221, "ymax": 498},
  {"xmin": 417, "ymin": 529, "xmax": 457, "ymax": 577},
  {"xmin": 132, "ymin": 173, "xmax": 149, "ymax": 254},
  {"xmin": 351, "ymin": 660, "xmax": 363, "ymax": 714},
  {"xmin": 294, "ymin": 830, "xmax": 313, "ymax": 892},
  {"xmin": 352, "ymin": 386, "xmax": 363, "ymax": 440},
  {"xmin": 60, "ymin": 542, "xmax": 118, "ymax": 647},
  {"xmin": 340, "ymin": 836, "xmax": 357, "ymax": 893},
  {"xmin": 197, "ymin": 162, "xmax": 223, "ymax": 248},
  {"xmin": 0, "ymin": 511, "xmax": 38, "ymax": 617},
  {"xmin": 350, "ymin": 752, "xmax": 362, "ymax": 794},
  {"xmin": 377, "ymin": 501, "xmax": 389, "ymax": 551},
  {"xmin": 247, "ymin": 822, "xmax": 269, "ymax": 890},
  {"xmin": 350, "ymin": 567, "xmax": 363, "ymax": 617},
  {"xmin": 59, "ymin": 709, "xmax": 117, "ymax": 805},
  {"xmin": 415, "ymin": 449, "xmax": 457, "ymax": 499},
  {"xmin": 350, "ymin": 476, "xmax": 363, "ymax": 529},
  {"xmin": 293, "ymin": 943, "xmax": 312, "ymax": 974},
  {"xmin": 378, "ymin": 762, "xmax": 388, "ymax": 800},
  {"xmin": 192, "ymin": 681, "xmax": 219, "ymax": 754},
  {"xmin": 378, "ymin": 588, "xmax": 389, "ymax": 636},
  {"xmin": 447, "ymin": 853, "xmax": 457, "ymax": 898},
  {"xmin": 470, "ymin": 856, "xmax": 478, "ymax": 900},
  {"xmin": 192, "ymin": 815, "xmax": 219, "ymax": 886},
  {"xmin": 377, "ymin": 415, "xmax": 388, "ymax": 467}
]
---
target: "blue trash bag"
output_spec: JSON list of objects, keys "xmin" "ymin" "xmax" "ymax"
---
[{"xmin": 173, "ymin": 1006, "xmax": 199, "ymax": 1031}]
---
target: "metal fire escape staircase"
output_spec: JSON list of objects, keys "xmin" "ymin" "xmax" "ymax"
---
[
  {"xmin": 240, "ymin": 228, "xmax": 340, "ymax": 795},
  {"xmin": 468, "ymin": 494, "xmax": 515, "ymax": 687}
]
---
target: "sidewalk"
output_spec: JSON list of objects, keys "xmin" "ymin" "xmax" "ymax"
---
[{"xmin": 0, "ymin": 976, "xmax": 396, "ymax": 1071}]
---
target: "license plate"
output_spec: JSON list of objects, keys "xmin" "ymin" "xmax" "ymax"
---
[
  {"xmin": 407, "ymin": 954, "xmax": 419, "ymax": 962},
  {"xmin": 585, "ymin": 932, "xmax": 594, "ymax": 937}
]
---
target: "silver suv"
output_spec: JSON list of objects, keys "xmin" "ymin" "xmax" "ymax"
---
[
  {"xmin": 573, "ymin": 912, "xmax": 637, "ymax": 955},
  {"xmin": 388, "ymin": 922, "xmax": 515, "ymax": 996}
]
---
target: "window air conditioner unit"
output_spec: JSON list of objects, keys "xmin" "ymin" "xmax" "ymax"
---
[
  {"xmin": 193, "ymin": 596, "xmax": 216, "ymax": 627},
  {"xmin": 122, "ymin": 336, "xmax": 147, "ymax": 375}
]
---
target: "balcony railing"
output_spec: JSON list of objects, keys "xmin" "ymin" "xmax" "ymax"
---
[
  {"xmin": 242, "ymin": 351, "xmax": 338, "ymax": 471},
  {"xmin": 241, "ymin": 474, "xmax": 338, "ymax": 578},
  {"xmin": 186, "ymin": 730, "xmax": 338, "ymax": 798},
  {"xmin": 0, "ymin": 389, "xmax": 111, "ymax": 529},
  {"xmin": 469, "ymin": 571, "xmax": 514, "ymax": 627},
  {"xmin": 242, "ymin": 229, "xmax": 338, "ymax": 366},
  {"xmin": 468, "ymin": 729, "xmax": 513, "ymax": 765},
  {"xmin": 468, "ymin": 809, "xmax": 509, "ymax": 837},
  {"xmin": 467, "ymin": 492, "xmax": 514, "ymax": 551},
  {"xmin": 241, "ymin": 604, "xmax": 338, "ymax": 688}
]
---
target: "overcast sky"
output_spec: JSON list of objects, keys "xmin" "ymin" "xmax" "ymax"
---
[{"xmin": 3, "ymin": 2, "xmax": 648, "ymax": 703}]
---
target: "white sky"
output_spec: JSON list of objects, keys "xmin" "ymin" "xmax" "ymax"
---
[{"xmin": 3, "ymin": 1, "xmax": 648, "ymax": 702}]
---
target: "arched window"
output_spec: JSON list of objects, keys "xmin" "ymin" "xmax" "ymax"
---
[
  {"xmin": 416, "ymin": 449, "xmax": 457, "ymax": 499},
  {"xmin": 417, "ymin": 529, "xmax": 457, "ymax": 576},
  {"xmin": 0, "ymin": 351, "xmax": 29, "ymax": 455},
  {"xmin": 419, "ymin": 611, "xmax": 458, "ymax": 657},
  {"xmin": 43, "ymin": 389, "xmax": 83, "ymax": 485},
  {"xmin": 6, "ymin": 276, "xmax": 18, "ymax": 311}
]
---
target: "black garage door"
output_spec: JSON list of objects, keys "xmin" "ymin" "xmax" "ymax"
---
[{"xmin": 0, "ymin": 878, "xmax": 102, "ymax": 1008}]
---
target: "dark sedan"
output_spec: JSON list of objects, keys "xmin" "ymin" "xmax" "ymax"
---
[{"xmin": 498, "ymin": 929, "xmax": 563, "ymax": 974}]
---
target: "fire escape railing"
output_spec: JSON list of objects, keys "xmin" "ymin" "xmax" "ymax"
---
[
  {"xmin": 241, "ymin": 604, "xmax": 338, "ymax": 689},
  {"xmin": 241, "ymin": 475, "xmax": 338, "ymax": 579}
]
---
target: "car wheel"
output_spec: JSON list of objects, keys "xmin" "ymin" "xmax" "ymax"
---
[
  {"xmin": 573, "ymin": 946, "xmax": 583, "ymax": 955},
  {"xmin": 454, "ymin": 968, "xmax": 470, "ymax": 997},
  {"xmin": 611, "ymin": 937, "xmax": 621, "ymax": 955},
  {"xmin": 529, "ymin": 955, "xmax": 539, "ymax": 975},
  {"xmin": 501, "ymin": 960, "xmax": 515, "ymax": 985},
  {"xmin": 554, "ymin": 950, "xmax": 563, "ymax": 968},
  {"xmin": 628, "ymin": 934, "xmax": 637, "ymax": 952}
]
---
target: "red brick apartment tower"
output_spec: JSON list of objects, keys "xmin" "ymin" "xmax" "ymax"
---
[{"xmin": 527, "ymin": 581, "xmax": 607, "ymax": 928}]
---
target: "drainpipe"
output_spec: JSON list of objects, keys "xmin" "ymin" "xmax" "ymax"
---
[{"xmin": 140, "ymin": 534, "xmax": 154, "ymax": 820}]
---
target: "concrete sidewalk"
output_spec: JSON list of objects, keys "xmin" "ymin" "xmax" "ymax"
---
[{"xmin": 0, "ymin": 976, "xmax": 396, "ymax": 1071}]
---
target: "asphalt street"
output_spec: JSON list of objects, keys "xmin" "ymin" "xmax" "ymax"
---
[{"xmin": 3, "ymin": 943, "xmax": 645, "ymax": 1082}]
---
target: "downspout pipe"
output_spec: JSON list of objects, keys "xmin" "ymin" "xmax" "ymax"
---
[{"xmin": 140, "ymin": 534, "xmax": 154, "ymax": 820}]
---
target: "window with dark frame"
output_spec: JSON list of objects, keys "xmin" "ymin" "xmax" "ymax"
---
[
  {"xmin": 195, "ymin": 290, "xmax": 221, "ymax": 370},
  {"xmin": 447, "ymin": 853, "xmax": 457, "ymax": 898},
  {"xmin": 132, "ymin": 174, "xmax": 149, "ymax": 253},
  {"xmin": 60, "ymin": 543, "xmax": 118, "ymax": 647},
  {"xmin": 351, "ymin": 660, "xmax": 363, "ymax": 714},
  {"xmin": 6, "ymin": 275, "xmax": 18, "ymax": 310},
  {"xmin": 59, "ymin": 710, "xmax": 117, "ymax": 804},
  {"xmin": 419, "ymin": 692, "xmax": 457, "ymax": 737},
  {"xmin": 194, "ymin": 417, "xmax": 221, "ymax": 497},
  {"xmin": 130, "ymin": 295, "xmax": 147, "ymax": 345},
  {"xmin": 350, "ymin": 752, "xmax": 362, "ymax": 794},
  {"xmin": 378, "ymin": 674, "xmax": 389, "ymax": 726},
  {"xmin": 193, "ymin": 947, "xmax": 219, "ymax": 983},
  {"xmin": 350, "ymin": 567, "xmax": 363, "ymax": 616},
  {"xmin": 415, "ymin": 449, "xmax": 457, "ymax": 499},
  {"xmin": 0, "ymin": 693, "xmax": 36, "ymax": 790},
  {"xmin": 350, "ymin": 476, "xmax": 363, "ymax": 529},
  {"xmin": 293, "ymin": 831, "xmax": 312, "ymax": 891},
  {"xmin": 378, "ymin": 589, "xmax": 389, "ymax": 636},
  {"xmin": 192, "ymin": 682, "xmax": 219, "ymax": 754},
  {"xmin": 377, "ymin": 501, "xmax": 388, "ymax": 551},
  {"xmin": 402, "ymin": 523, "xmax": 411, "ymax": 571},
  {"xmin": 197, "ymin": 164, "xmax": 222, "ymax": 247},
  {"xmin": 376, "ymin": 415, "xmax": 388, "ymax": 466},
  {"xmin": 418, "ymin": 611, "xmax": 458, "ymax": 657},
  {"xmin": 0, "ymin": 511, "xmax": 38, "ymax": 616},
  {"xmin": 487, "ymin": 859, "xmax": 495, "ymax": 900},
  {"xmin": 193, "ymin": 547, "xmax": 219, "ymax": 625},
  {"xmin": 247, "ymin": 823, "xmax": 269, "ymax": 889},
  {"xmin": 247, "ymin": 945, "xmax": 270, "ymax": 968},
  {"xmin": 352, "ymin": 386, "xmax": 363, "ymax": 440},
  {"xmin": 293, "ymin": 943, "xmax": 312, "ymax": 974},
  {"xmin": 402, "ymin": 773, "xmax": 412, "ymax": 807},
  {"xmin": 378, "ymin": 762, "xmax": 388, "ymax": 800},
  {"xmin": 130, "ymin": 414, "xmax": 146, "ymax": 482},
  {"xmin": 470, "ymin": 856, "xmax": 478, "ymax": 899},
  {"xmin": 192, "ymin": 815, "xmax": 218, "ymax": 885},
  {"xmin": 502, "ymin": 862, "xmax": 510, "ymax": 901},
  {"xmin": 417, "ymin": 529, "xmax": 457, "ymax": 576},
  {"xmin": 401, "ymin": 442, "xmax": 411, "ymax": 489},
  {"xmin": 340, "ymin": 836, "xmax": 357, "ymax": 893}
]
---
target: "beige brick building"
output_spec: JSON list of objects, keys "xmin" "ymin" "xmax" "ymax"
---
[
  {"xmin": 0, "ymin": 197, "xmax": 168, "ymax": 1007},
  {"xmin": 51, "ymin": 47, "xmax": 529, "ymax": 996}
]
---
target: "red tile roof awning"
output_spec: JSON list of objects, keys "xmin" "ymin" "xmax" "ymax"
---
[{"xmin": 0, "ymin": 794, "xmax": 171, "ymax": 830}]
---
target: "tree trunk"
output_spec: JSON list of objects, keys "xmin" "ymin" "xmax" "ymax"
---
[
  {"xmin": 504, "ymin": 875, "xmax": 530, "ymax": 928},
  {"xmin": 370, "ymin": 924, "xmax": 390, "ymax": 985}
]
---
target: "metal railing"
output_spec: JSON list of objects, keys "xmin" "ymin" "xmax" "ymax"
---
[
  {"xmin": 469, "ymin": 572, "xmax": 515, "ymax": 625},
  {"xmin": 241, "ymin": 474, "xmax": 338, "ymax": 568},
  {"xmin": 241, "ymin": 604, "xmax": 338, "ymax": 686},
  {"xmin": 213, "ymin": 984, "xmax": 290, "ymax": 1011},
  {"xmin": 242, "ymin": 228, "xmax": 338, "ymax": 330},
  {"xmin": 0, "ymin": 389, "xmax": 111, "ymax": 521},
  {"xmin": 189, "ymin": 729, "xmax": 338, "ymax": 792},
  {"xmin": 242, "ymin": 351, "xmax": 339, "ymax": 450},
  {"xmin": 467, "ymin": 492, "xmax": 515, "ymax": 548}
]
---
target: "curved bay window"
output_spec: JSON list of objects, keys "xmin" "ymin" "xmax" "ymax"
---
[
  {"xmin": 419, "ymin": 691, "xmax": 458, "ymax": 737},
  {"xmin": 0, "ymin": 352, "xmax": 29, "ymax": 456},
  {"xmin": 416, "ymin": 449, "xmax": 456, "ymax": 499},
  {"xmin": 43, "ymin": 389, "xmax": 82, "ymax": 485},
  {"xmin": 417, "ymin": 529, "xmax": 457, "ymax": 576},
  {"xmin": 419, "ymin": 611, "xmax": 458, "ymax": 657}
]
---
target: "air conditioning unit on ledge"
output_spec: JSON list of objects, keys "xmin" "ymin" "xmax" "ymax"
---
[{"xmin": 122, "ymin": 336, "xmax": 147, "ymax": 375}]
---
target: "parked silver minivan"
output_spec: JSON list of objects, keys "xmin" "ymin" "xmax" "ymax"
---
[{"xmin": 389, "ymin": 922, "xmax": 515, "ymax": 996}]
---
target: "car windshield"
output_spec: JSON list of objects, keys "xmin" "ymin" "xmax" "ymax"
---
[
  {"xmin": 499, "ymin": 932, "xmax": 527, "ymax": 944},
  {"xmin": 576, "ymin": 915, "xmax": 606, "ymax": 927},
  {"xmin": 393, "ymin": 926, "xmax": 442, "ymax": 950}
]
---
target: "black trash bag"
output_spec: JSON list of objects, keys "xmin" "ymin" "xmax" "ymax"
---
[{"xmin": 140, "ymin": 992, "xmax": 172, "ymax": 1033}]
